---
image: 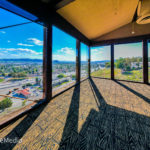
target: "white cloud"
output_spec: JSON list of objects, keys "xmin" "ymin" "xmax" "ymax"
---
[
  {"xmin": 91, "ymin": 48, "xmax": 105, "ymax": 61},
  {"xmin": 27, "ymin": 38, "xmax": 43, "ymax": 46},
  {"xmin": 38, "ymin": 52, "xmax": 43, "ymax": 55},
  {"xmin": 53, "ymin": 54, "xmax": 75, "ymax": 61},
  {"xmin": 92, "ymin": 49, "xmax": 99, "ymax": 52},
  {"xmin": 92, "ymin": 48, "xmax": 103, "ymax": 53},
  {"xmin": 58, "ymin": 47, "xmax": 75, "ymax": 55},
  {"xmin": 17, "ymin": 43, "xmax": 34, "ymax": 47},
  {"xmin": 10, "ymin": 54, "xmax": 19, "ymax": 57},
  {"xmin": 81, "ymin": 55, "xmax": 87, "ymax": 61},
  {"xmin": 0, "ymin": 48, "xmax": 42, "ymax": 55},
  {"xmin": 0, "ymin": 31, "xmax": 6, "ymax": 34}
]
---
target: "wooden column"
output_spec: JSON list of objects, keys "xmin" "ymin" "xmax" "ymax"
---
[
  {"xmin": 43, "ymin": 25, "xmax": 52, "ymax": 101},
  {"xmin": 88, "ymin": 46, "xmax": 91, "ymax": 78},
  {"xmin": 111, "ymin": 44, "xmax": 114, "ymax": 80},
  {"xmin": 143, "ymin": 39, "xmax": 148, "ymax": 84},
  {"xmin": 76, "ymin": 39, "xmax": 81, "ymax": 83}
]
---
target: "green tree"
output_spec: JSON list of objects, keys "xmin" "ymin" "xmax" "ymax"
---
[
  {"xmin": 0, "ymin": 97, "xmax": 12, "ymax": 110},
  {"xmin": 26, "ymin": 83, "xmax": 32, "ymax": 86},
  {"xmin": 116, "ymin": 57, "xmax": 131, "ymax": 71},
  {"xmin": 72, "ymin": 74, "xmax": 76, "ymax": 79},
  {"xmin": 57, "ymin": 73, "xmax": 66, "ymax": 79},
  {"xmin": 22, "ymin": 85, "xmax": 26, "ymax": 89},
  {"xmin": 2, "ymin": 72, "xmax": 5, "ymax": 77},
  {"xmin": 22, "ymin": 100, "xmax": 27, "ymax": 106},
  {"xmin": 116, "ymin": 58, "xmax": 125, "ymax": 69},
  {"xmin": 36, "ymin": 77, "xmax": 41, "ymax": 85},
  {"xmin": 105, "ymin": 62, "xmax": 110, "ymax": 68}
]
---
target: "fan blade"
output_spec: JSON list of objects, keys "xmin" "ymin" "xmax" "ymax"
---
[{"xmin": 132, "ymin": 0, "xmax": 140, "ymax": 22}]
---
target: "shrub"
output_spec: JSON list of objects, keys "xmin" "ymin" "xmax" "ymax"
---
[
  {"xmin": 72, "ymin": 75, "xmax": 76, "ymax": 79},
  {"xmin": 0, "ymin": 78, "xmax": 4, "ymax": 82},
  {"xmin": 0, "ymin": 97, "xmax": 12, "ymax": 110},
  {"xmin": 26, "ymin": 83, "xmax": 32, "ymax": 86},
  {"xmin": 22, "ymin": 100, "xmax": 27, "ymax": 106},
  {"xmin": 57, "ymin": 73, "xmax": 66, "ymax": 79}
]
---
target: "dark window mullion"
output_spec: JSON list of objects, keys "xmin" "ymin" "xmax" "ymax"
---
[{"xmin": 143, "ymin": 39, "xmax": 148, "ymax": 84}]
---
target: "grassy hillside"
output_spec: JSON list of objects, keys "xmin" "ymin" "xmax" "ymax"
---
[{"xmin": 91, "ymin": 68, "xmax": 144, "ymax": 82}]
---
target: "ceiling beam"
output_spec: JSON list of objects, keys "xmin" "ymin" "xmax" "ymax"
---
[
  {"xmin": 55, "ymin": 0, "xmax": 75, "ymax": 10},
  {"xmin": 91, "ymin": 34, "xmax": 150, "ymax": 46}
]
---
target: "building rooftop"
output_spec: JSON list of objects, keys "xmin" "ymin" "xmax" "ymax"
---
[{"xmin": 16, "ymin": 88, "xmax": 30, "ymax": 97}]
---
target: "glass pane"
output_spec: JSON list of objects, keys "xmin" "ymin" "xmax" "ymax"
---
[
  {"xmin": 52, "ymin": 26, "xmax": 76, "ymax": 96},
  {"xmin": 91, "ymin": 46, "xmax": 111, "ymax": 78},
  {"xmin": 0, "ymin": 8, "xmax": 30, "ymax": 28},
  {"xmin": 81, "ymin": 43, "xmax": 88, "ymax": 80},
  {"xmin": 114, "ymin": 42, "xmax": 143, "ymax": 82},
  {"xmin": 0, "ymin": 15, "xmax": 43, "ymax": 118}
]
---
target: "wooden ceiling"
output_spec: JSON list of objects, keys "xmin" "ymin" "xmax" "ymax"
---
[{"xmin": 57, "ymin": 0, "xmax": 139, "ymax": 40}]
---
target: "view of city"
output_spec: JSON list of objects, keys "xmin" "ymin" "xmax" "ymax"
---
[
  {"xmin": 91, "ymin": 46, "xmax": 111, "ymax": 78},
  {"xmin": 0, "ymin": 60, "xmax": 43, "ymax": 114},
  {"xmin": 52, "ymin": 26, "xmax": 89, "ymax": 94},
  {"xmin": 0, "ymin": 8, "xmax": 90, "ymax": 117},
  {"xmin": 52, "ymin": 26, "xmax": 76, "ymax": 93},
  {"xmin": 91, "ymin": 43, "xmax": 150, "ymax": 82},
  {"xmin": 0, "ymin": 7, "xmax": 44, "ymax": 116},
  {"xmin": 114, "ymin": 43, "xmax": 143, "ymax": 82},
  {"xmin": 81, "ymin": 43, "xmax": 88, "ymax": 80}
]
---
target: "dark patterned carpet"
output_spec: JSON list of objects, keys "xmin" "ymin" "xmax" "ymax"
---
[{"xmin": 0, "ymin": 78, "xmax": 150, "ymax": 150}]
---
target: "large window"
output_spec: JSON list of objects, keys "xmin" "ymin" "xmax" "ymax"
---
[
  {"xmin": 114, "ymin": 42, "xmax": 143, "ymax": 82},
  {"xmin": 52, "ymin": 26, "xmax": 76, "ymax": 95},
  {"xmin": 0, "ymin": 9, "xmax": 43, "ymax": 118},
  {"xmin": 81, "ymin": 43, "xmax": 88, "ymax": 80},
  {"xmin": 91, "ymin": 46, "xmax": 111, "ymax": 78}
]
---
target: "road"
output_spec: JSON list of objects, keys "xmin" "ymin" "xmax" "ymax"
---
[{"xmin": 0, "ymin": 79, "xmax": 35, "ymax": 90}]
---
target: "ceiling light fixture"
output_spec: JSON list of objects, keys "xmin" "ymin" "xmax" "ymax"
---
[{"xmin": 131, "ymin": 22, "xmax": 135, "ymax": 34}]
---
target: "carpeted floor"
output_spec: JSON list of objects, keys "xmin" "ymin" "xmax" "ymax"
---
[{"xmin": 0, "ymin": 78, "xmax": 150, "ymax": 150}]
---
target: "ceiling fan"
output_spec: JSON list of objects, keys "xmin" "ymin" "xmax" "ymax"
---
[
  {"xmin": 131, "ymin": 0, "xmax": 150, "ymax": 34},
  {"xmin": 133, "ymin": 0, "xmax": 150, "ymax": 24}
]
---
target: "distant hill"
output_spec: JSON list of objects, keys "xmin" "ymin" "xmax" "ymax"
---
[
  {"xmin": 0, "ymin": 59, "xmax": 111, "ymax": 64},
  {"xmin": 53, "ymin": 60, "xmax": 76, "ymax": 64},
  {"xmin": 0, "ymin": 59, "xmax": 75, "ymax": 64},
  {"xmin": 0, "ymin": 59, "xmax": 43, "ymax": 62},
  {"xmin": 91, "ymin": 60, "xmax": 110, "ymax": 63}
]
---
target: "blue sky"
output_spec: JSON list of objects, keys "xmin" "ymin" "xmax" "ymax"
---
[
  {"xmin": 0, "ymin": 8, "xmax": 43, "ymax": 59},
  {"xmin": 91, "ymin": 42, "xmax": 150, "ymax": 61},
  {"xmin": 52, "ymin": 26, "xmax": 89, "ymax": 61},
  {"xmin": 0, "ymin": 8, "xmax": 150, "ymax": 61},
  {"xmin": 91, "ymin": 46, "xmax": 110, "ymax": 61},
  {"xmin": 0, "ymin": 8, "xmax": 88, "ymax": 61},
  {"xmin": 91, "ymin": 43, "xmax": 142, "ymax": 61}
]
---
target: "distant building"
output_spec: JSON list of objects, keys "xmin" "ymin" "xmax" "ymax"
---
[
  {"xmin": 131, "ymin": 62, "xmax": 142, "ymax": 69},
  {"xmin": 16, "ymin": 88, "xmax": 31, "ymax": 98}
]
